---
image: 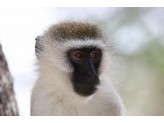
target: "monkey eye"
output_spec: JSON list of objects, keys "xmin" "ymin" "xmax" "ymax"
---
[
  {"xmin": 75, "ymin": 52, "xmax": 83, "ymax": 58},
  {"xmin": 69, "ymin": 50, "xmax": 84, "ymax": 63},
  {"xmin": 90, "ymin": 50, "xmax": 100, "ymax": 59},
  {"xmin": 91, "ymin": 53, "xmax": 98, "ymax": 58}
]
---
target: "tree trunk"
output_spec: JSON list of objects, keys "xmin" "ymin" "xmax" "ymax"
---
[{"xmin": 0, "ymin": 44, "xmax": 19, "ymax": 116}]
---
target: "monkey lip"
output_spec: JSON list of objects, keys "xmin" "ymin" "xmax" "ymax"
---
[
  {"xmin": 75, "ymin": 84, "xmax": 98, "ymax": 89},
  {"xmin": 74, "ymin": 80, "xmax": 100, "ymax": 89}
]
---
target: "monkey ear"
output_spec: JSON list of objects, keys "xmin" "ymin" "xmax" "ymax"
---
[{"xmin": 35, "ymin": 36, "xmax": 43, "ymax": 59}]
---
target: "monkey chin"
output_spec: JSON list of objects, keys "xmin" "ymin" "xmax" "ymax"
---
[
  {"xmin": 74, "ymin": 84, "xmax": 99, "ymax": 97},
  {"xmin": 74, "ymin": 86, "xmax": 98, "ymax": 104}
]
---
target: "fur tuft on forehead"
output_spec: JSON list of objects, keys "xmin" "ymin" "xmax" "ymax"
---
[
  {"xmin": 35, "ymin": 21, "xmax": 107, "ymax": 72},
  {"xmin": 44, "ymin": 20, "xmax": 103, "ymax": 41}
]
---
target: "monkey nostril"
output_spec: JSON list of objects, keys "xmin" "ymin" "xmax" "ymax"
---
[
  {"xmin": 87, "ymin": 72, "xmax": 96, "ymax": 79},
  {"xmin": 87, "ymin": 73, "xmax": 92, "ymax": 76}
]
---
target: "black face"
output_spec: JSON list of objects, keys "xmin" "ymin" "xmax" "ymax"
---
[{"xmin": 68, "ymin": 48, "xmax": 102, "ymax": 96}]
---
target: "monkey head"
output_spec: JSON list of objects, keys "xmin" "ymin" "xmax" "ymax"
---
[{"xmin": 35, "ymin": 20, "xmax": 110, "ymax": 96}]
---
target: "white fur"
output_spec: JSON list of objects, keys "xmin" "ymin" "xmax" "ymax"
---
[{"xmin": 31, "ymin": 38, "xmax": 126, "ymax": 116}]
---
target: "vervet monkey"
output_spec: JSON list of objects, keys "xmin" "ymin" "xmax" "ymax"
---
[{"xmin": 31, "ymin": 20, "xmax": 126, "ymax": 116}]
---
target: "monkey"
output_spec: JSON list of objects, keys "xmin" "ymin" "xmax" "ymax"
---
[{"xmin": 30, "ymin": 20, "xmax": 126, "ymax": 116}]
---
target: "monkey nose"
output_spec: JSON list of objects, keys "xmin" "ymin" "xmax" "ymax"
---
[{"xmin": 87, "ymin": 72, "xmax": 96, "ymax": 79}]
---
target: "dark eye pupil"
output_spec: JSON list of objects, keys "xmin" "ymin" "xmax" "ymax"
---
[{"xmin": 75, "ymin": 53, "xmax": 83, "ymax": 58}]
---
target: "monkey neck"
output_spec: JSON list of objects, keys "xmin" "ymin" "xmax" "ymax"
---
[{"xmin": 32, "ymin": 65, "xmax": 126, "ymax": 115}]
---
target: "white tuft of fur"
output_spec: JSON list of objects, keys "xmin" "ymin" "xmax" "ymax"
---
[
  {"xmin": 38, "ymin": 39, "xmax": 107, "ymax": 72},
  {"xmin": 31, "ymin": 38, "xmax": 126, "ymax": 116}
]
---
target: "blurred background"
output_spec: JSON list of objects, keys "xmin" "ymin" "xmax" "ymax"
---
[{"xmin": 0, "ymin": 7, "xmax": 164, "ymax": 116}]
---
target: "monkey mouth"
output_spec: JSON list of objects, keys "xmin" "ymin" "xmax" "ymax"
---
[
  {"xmin": 74, "ymin": 84, "xmax": 99, "ymax": 96},
  {"xmin": 75, "ymin": 85, "xmax": 98, "ymax": 89},
  {"xmin": 73, "ymin": 78, "xmax": 100, "ymax": 96},
  {"xmin": 74, "ymin": 79, "xmax": 100, "ymax": 91}
]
